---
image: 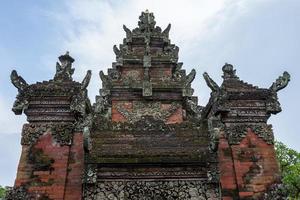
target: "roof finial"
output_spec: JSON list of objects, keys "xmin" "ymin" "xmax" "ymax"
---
[{"xmin": 138, "ymin": 10, "xmax": 156, "ymax": 32}]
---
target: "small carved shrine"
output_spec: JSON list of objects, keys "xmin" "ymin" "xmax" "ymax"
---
[{"xmin": 7, "ymin": 11, "xmax": 290, "ymax": 200}]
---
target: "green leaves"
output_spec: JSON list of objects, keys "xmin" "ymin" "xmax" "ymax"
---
[
  {"xmin": 275, "ymin": 141, "xmax": 300, "ymax": 199},
  {"xmin": 0, "ymin": 185, "xmax": 6, "ymax": 198}
]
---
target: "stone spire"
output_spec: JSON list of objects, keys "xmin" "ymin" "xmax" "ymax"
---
[{"xmin": 54, "ymin": 51, "xmax": 75, "ymax": 82}]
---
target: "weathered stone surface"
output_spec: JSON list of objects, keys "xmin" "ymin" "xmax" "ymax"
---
[{"xmin": 84, "ymin": 180, "xmax": 220, "ymax": 200}]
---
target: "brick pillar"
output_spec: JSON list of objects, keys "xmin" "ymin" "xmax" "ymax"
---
[
  {"xmin": 203, "ymin": 63, "xmax": 290, "ymax": 199},
  {"xmin": 218, "ymin": 132, "xmax": 238, "ymax": 200},
  {"xmin": 8, "ymin": 52, "xmax": 91, "ymax": 200},
  {"xmin": 64, "ymin": 132, "xmax": 85, "ymax": 200}
]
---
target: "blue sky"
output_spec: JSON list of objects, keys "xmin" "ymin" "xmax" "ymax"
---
[{"xmin": 0, "ymin": 0, "xmax": 299, "ymax": 186}]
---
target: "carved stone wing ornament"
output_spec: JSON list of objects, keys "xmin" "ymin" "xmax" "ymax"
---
[
  {"xmin": 203, "ymin": 72, "xmax": 220, "ymax": 92},
  {"xmin": 81, "ymin": 70, "xmax": 92, "ymax": 90},
  {"xmin": 10, "ymin": 70, "xmax": 28, "ymax": 92},
  {"xmin": 270, "ymin": 71, "xmax": 290, "ymax": 92},
  {"xmin": 184, "ymin": 69, "xmax": 196, "ymax": 86}
]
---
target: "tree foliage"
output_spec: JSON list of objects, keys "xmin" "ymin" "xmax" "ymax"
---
[
  {"xmin": 0, "ymin": 185, "xmax": 6, "ymax": 198},
  {"xmin": 275, "ymin": 141, "xmax": 300, "ymax": 199}
]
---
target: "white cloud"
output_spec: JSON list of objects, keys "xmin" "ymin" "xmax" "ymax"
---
[{"xmin": 46, "ymin": 0, "xmax": 250, "ymax": 102}]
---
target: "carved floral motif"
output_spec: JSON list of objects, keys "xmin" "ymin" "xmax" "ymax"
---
[
  {"xmin": 84, "ymin": 180, "xmax": 220, "ymax": 200},
  {"xmin": 21, "ymin": 123, "xmax": 74, "ymax": 146},
  {"xmin": 115, "ymin": 101, "xmax": 180, "ymax": 123},
  {"xmin": 224, "ymin": 124, "xmax": 274, "ymax": 145}
]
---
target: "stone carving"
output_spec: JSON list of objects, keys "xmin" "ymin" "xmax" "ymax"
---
[
  {"xmin": 262, "ymin": 183, "xmax": 288, "ymax": 200},
  {"xmin": 97, "ymin": 166, "xmax": 207, "ymax": 179},
  {"xmin": 224, "ymin": 124, "xmax": 274, "ymax": 145},
  {"xmin": 21, "ymin": 123, "xmax": 49, "ymax": 145},
  {"xmin": 203, "ymin": 72, "xmax": 220, "ymax": 92},
  {"xmin": 123, "ymin": 24, "xmax": 132, "ymax": 39},
  {"xmin": 5, "ymin": 186, "xmax": 32, "ymax": 200},
  {"xmin": 207, "ymin": 165, "xmax": 220, "ymax": 184},
  {"xmin": 81, "ymin": 70, "xmax": 92, "ymax": 90},
  {"xmin": 185, "ymin": 97, "xmax": 202, "ymax": 120},
  {"xmin": 142, "ymin": 81, "xmax": 152, "ymax": 96},
  {"xmin": 11, "ymin": 95, "xmax": 29, "ymax": 115},
  {"xmin": 270, "ymin": 71, "xmax": 290, "ymax": 92},
  {"xmin": 207, "ymin": 116, "xmax": 224, "ymax": 152},
  {"xmin": 51, "ymin": 123, "xmax": 74, "ymax": 145},
  {"xmin": 113, "ymin": 45, "xmax": 121, "ymax": 58},
  {"xmin": 137, "ymin": 10, "xmax": 156, "ymax": 32},
  {"xmin": 222, "ymin": 63, "xmax": 237, "ymax": 80},
  {"xmin": 70, "ymin": 71, "xmax": 92, "ymax": 131},
  {"xmin": 84, "ymin": 164, "xmax": 97, "ymax": 184},
  {"xmin": 54, "ymin": 51, "xmax": 75, "ymax": 82},
  {"xmin": 99, "ymin": 71, "xmax": 111, "ymax": 96},
  {"xmin": 108, "ymin": 69, "xmax": 120, "ymax": 81},
  {"xmin": 10, "ymin": 70, "xmax": 28, "ymax": 92},
  {"xmin": 21, "ymin": 123, "xmax": 74, "ymax": 146},
  {"xmin": 173, "ymin": 63, "xmax": 183, "ymax": 81},
  {"xmin": 251, "ymin": 124, "xmax": 274, "ymax": 144},
  {"xmin": 84, "ymin": 180, "xmax": 220, "ymax": 200},
  {"xmin": 10, "ymin": 70, "xmax": 29, "ymax": 115},
  {"xmin": 115, "ymin": 101, "xmax": 180, "ymax": 123},
  {"xmin": 162, "ymin": 23, "xmax": 171, "ymax": 37}
]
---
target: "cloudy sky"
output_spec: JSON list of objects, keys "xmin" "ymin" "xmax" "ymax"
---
[{"xmin": 0, "ymin": 0, "xmax": 299, "ymax": 186}]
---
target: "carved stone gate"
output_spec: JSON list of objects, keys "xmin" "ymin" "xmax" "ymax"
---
[{"xmin": 8, "ymin": 10, "xmax": 290, "ymax": 200}]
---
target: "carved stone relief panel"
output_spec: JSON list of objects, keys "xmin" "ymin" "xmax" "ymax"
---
[
  {"xmin": 114, "ymin": 101, "xmax": 181, "ymax": 123},
  {"xmin": 224, "ymin": 123, "xmax": 274, "ymax": 145},
  {"xmin": 84, "ymin": 180, "xmax": 220, "ymax": 200}
]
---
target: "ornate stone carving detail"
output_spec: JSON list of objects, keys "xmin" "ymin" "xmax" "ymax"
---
[
  {"xmin": 54, "ymin": 51, "xmax": 75, "ymax": 82},
  {"xmin": 270, "ymin": 71, "xmax": 290, "ymax": 92},
  {"xmin": 84, "ymin": 164, "xmax": 97, "ymax": 184},
  {"xmin": 185, "ymin": 97, "xmax": 202, "ymax": 120},
  {"xmin": 84, "ymin": 180, "xmax": 220, "ymax": 200},
  {"xmin": 115, "ymin": 101, "xmax": 180, "ymax": 123},
  {"xmin": 225, "ymin": 123, "xmax": 274, "ymax": 145},
  {"xmin": 207, "ymin": 116, "xmax": 224, "ymax": 152},
  {"xmin": 51, "ymin": 123, "xmax": 74, "ymax": 145},
  {"xmin": 5, "ymin": 186, "xmax": 32, "ymax": 200},
  {"xmin": 21, "ymin": 123, "xmax": 49, "ymax": 146},
  {"xmin": 21, "ymin": 123, "xmax": 74, "ymax": 146},
  {"xmin": 251, "ymin": 124, "xmax": 274, "ymax": 144},
  {"xmin": 10, "ymin": 70, "xmax": 29, "ymax": 115},
  {"xmin": 203, "ymin": 72, "xmax": 220, "ymax": 93},
  {"xmin": 262, "ymin": 183, "xmax": 288, "ymax": 200}
]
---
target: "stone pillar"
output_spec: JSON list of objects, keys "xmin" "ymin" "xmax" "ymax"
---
[{"xmin": 7, "ymin": 52, "xmax": 92, "ymax": 200}]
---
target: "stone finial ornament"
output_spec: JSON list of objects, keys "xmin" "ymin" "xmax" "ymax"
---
[
  {"xmin": 270, "ymin": 71, "xmax": 290, "ymax": 92},
  {"xmin": 138, "ymin": 10, "xmax": 156, "ymax": 32},
  {"xmin": 222, "ymin": 63, "xmax": 238, "ymax": 80},
  {"xmin": 54, "ymin": 51, "xmax": 75, "ymax": 81}
]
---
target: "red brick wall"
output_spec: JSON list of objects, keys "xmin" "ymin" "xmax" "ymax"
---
[
  {"xmin": 218, "ymin": 129, "xmax": 280, "ymax": 199},
  {"xmin": 14, "ymin": 131, "xmax": 84, "ymax": 200}
]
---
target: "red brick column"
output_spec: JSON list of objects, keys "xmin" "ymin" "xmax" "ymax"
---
[
  {"xmin": 219, "ymin": 129, "xmax": 280, "ymax": 199},
  {"xmin": 64, "ymin": 132, "xmax": 84, "ymax": 200},
  {"xmin": 218, "ymin": 132, "xmax": 238, "ymax": 200},
  {"xmin": 14, "ymin": 130, "xmax": 84, "ymax": 200}
]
